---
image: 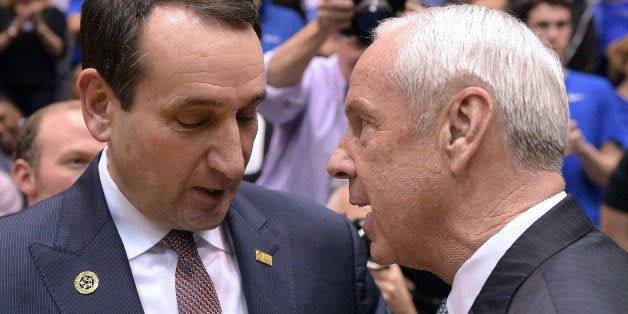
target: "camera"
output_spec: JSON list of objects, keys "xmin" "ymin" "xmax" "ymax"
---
[{"xmin": 341, "ymin": 0, "xmax": 406, "ymax": 46}]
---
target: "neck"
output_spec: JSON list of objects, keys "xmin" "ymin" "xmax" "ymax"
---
[{"xmin": 432, "ymin": 170, "xmax": 565, "ymax": 284}]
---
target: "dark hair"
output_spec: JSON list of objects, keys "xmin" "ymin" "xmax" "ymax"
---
[
  {"xmin": 0, "ymin": 92, "xmax": 17, "ymax": 108},
  {"xmin": 515, "ymin": 0, "xmax": 572, "ymax": 22},
  {"xmin": 607, "ymin": 34, "xmax": 628, "ymax": 85},
  {"xmin": 13, "ymin": 111, "xmax": 45, "ymax": 167},
  {"xmin": 80, "ymin": 0, "xmax": 261, "ymax": 111}
]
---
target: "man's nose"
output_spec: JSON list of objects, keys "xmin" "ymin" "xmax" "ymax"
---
[
  {"xmin": 327, "ymin": 139, "xmax": 356, "ymax": 180},
  {"xmin": 207, "ymin": 121, "xmax": 246, "ymax": 179}
]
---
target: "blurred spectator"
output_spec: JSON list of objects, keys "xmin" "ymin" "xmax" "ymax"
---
[
  {"xmin": 0, "ymin": 170, "xmax": 21, "ymax": 216},
  {"xmin": 606, "ymin": 33, "xmax": 628, "ymax": 127},
  {"xmin": 563, "ymin": 0, "xmax": 600, "ymax": 74},
  {"xmin": 0, "ymin": 0, "xmax": 68, "ymax": 116},
  {"xmin": 11, "ymin": 100, "xmax": 104, "ymax": 205},
  {"xmin": 64, "ymin": 0, "xmax": 78, "ymax": 39},
  {"xmin": 0, "ymin": 93, "xmax": 22, "ymax": 173},
  {"xmin": 327, "ymin": 183, "xmax": 451, "ymax": 314},
  {"xmin": 600, "ymin": 150, "xmax": 628, "ymax": 251},
  {"xmin": 423, "ymin": 0, "xmax": 448, "ymax": 5},
  {"xmin": 256, "ymin": 0, "xmax": 305, "ymax": 52},
  {"xmin": 64, "ymin": 0, "xmax": 80, "ymax": 99},
  {"xmin": 513, "ymin": 0, "xmax": 601, "ymax": 74},
  {"xmin": 272, "ymin": 0, "xmax": 306, "ymax": 20},
  {"xmin": 520, "ymin": 0, "xmax": 626, "ymax": 226},
  {"xmin": 48, "ymin": 0, "xmax": 68, "ymax": 11},
  {"xmin": 255, "ymin": 0, "xmax": 409, "ymax": 204},
  {"xmin": 594, "ymin": 0, "xmax": 628, "ymax": 57},
  {"xmin": 0, "ymin": 94, "xmax": 23, "ymax": 215}
]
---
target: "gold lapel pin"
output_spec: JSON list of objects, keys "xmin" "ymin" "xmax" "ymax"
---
[
  {"xmin": 255, "ymin": 249, "xmax": 273, "ymax": 266},
  {"xmin": 74, "ymin": 271, "xmax": 99, "ymax": 295}
]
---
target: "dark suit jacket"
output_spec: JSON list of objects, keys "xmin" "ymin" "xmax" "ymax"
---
[
  {"xmin": 0, "ymin": 155, "xmax": 385, "ymax": 313},
  {"xmin": 471, "ymin": 195, "xmax": 628, "ymax": 313}
]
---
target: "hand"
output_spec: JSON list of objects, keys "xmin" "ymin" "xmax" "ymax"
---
[
  {"xmin": 32, "ymin": 11, "xmax": 47, "ymax": 32},
  {"xmin": 15, "ymin": 0, "xmax": 44, "ymax": 19},
  {"xmin": 12, "ymin": 3, "xmax": 32, "ymax": 32},
  {"xmin": 566, "ymin": 120, "xmax": 586, "ymax": 155},
  {"xmin": 369, "ymin": 263, "xmax": 418, "ymax": 314},
  {"xmin": 27, "ymin": 0, "xmax": 45, "ymax": 15},
  {"xmin": 317, "ymin": 0, "xmax": 354, "ymax": 34}
]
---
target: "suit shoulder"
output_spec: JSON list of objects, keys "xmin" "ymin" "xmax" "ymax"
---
[
  {"xmin": 512, "ymin": 230, "xmax": 628, "ymax": 312},
  {"xmin": 0, "ymin": 195, "xmax": 63, "ymax": 247}
]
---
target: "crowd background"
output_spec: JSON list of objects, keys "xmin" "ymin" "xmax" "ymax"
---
[{"xmin": 1, "ymin": 0, "xmax": 627, "ymax": 313}]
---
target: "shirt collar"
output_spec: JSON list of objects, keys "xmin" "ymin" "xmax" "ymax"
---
[
  {"xmin": 447, "ymin": 191, "xmax": 567, "ymax": 313},
  {"xmin": 98, "ymin": 147, "xmax": 232, "ymax": 260}
]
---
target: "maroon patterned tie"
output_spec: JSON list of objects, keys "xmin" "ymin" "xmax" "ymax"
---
[{"xmin": 163, "ymin": 229, "xmax": 222, "ymax": 313}]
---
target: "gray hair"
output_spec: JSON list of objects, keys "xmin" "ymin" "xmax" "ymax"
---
[{"xmin": 374, "ymin": 5, "xmax": 568, "ymax": 172}]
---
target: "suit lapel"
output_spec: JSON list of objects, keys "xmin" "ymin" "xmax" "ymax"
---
[
  {"xmin": 470, "ymin": 195, "xmax": 593, "ymax": 313},
  {"xmin": 29, "ymin": 155, "xmax": 144, "ymax": 312},
  {"xmin": 226, "ymin": 193, "xmax": 297, "ymax": 314}
]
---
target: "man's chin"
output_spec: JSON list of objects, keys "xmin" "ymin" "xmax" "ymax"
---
[{"xmin": 369, "ymin": 244, "xmax": 394, "ymax": 266}]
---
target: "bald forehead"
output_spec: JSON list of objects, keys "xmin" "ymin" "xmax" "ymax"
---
[
  {"xmin": 38, "ymin": 107, "xmax": 83, "ymax": 135},
  {"xmin": 353, "ymin": 34, "xmax": 400, "ymax": 83}
]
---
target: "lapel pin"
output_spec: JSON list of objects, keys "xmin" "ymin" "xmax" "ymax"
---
[
  {"xmin": 74, "ymin": 271, "xmax": 99, "ymax": 295},
  {"xmin": 255, "ymin": 249, "xmax": 273, "ymax": 266}
]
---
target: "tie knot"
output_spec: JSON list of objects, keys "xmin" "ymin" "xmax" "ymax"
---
[{"xmin": 163, "ymin": 229, "xmax": 197, "ymax": 258}]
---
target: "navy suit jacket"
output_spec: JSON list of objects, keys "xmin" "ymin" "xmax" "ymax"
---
[
  {"xmin": 471, "ymin": 195, "xmax": 628, "ymax": 313},
  {"xmin": 0, "ymin": 156, "xmax": 385, "ymax": 313}
]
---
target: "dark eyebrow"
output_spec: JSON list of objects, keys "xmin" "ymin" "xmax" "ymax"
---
[
  {"xmin": 175, "ymin": 90, "xmax": 268, "ymax": 109},
  {"xmin": 247, "ymin": 90, "xmax": 268, "ymax": 107},
  {"xmin": 175, "ymin": 96, "xmax": 219, "ymax": 109}
]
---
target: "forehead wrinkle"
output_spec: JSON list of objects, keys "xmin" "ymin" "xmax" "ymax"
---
[{"xmin": 151, "ymin": 52, "xmax": 263, "ymax": 88}]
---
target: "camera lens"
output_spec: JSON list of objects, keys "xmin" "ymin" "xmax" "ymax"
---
[{"xmin": 341, "ymin": 0, "xmax": 402, "ymax": 46}]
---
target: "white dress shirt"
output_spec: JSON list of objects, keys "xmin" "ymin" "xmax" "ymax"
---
[
  {"xmin": 447, "ymin": 192, "xmax": 567, "ymax": 314},
  {"xmin": 98, "ymin": 147, "xmax": 248, "ymax": 314}
]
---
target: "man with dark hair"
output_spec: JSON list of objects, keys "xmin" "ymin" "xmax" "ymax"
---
[{"xmin": 0, "ymin": 0, "xmax": 385, "ymax": 312}]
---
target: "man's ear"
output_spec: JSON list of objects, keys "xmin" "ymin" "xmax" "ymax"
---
[
  {"xmin": 77, "ymin": 68, "xmax": 115, "ymax": 142},
  {"xmin": 443, "ymin": 87, "xmax": 493, "ymax": 175},
  {"xmin": 12, "ymin": 159, "xmax": 36, "ymax": 203}
]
